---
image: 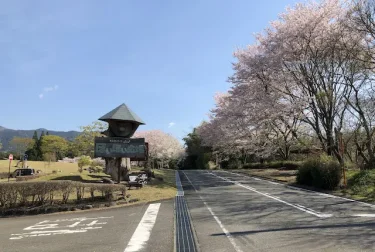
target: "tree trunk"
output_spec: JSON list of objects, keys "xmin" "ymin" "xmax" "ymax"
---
[{"xmin": 104, "ymin": 157, "xmax": 130, "ymax": 182}]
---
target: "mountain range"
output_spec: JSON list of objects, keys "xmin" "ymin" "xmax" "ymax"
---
[{"xmin": 0, "ymin": 126, "xmax": 80, "ymax": 151}]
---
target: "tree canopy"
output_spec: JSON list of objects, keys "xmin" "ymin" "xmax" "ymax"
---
[{"xmin": 196, "ymin": 0, "xmax": 375, "ymax": 169}]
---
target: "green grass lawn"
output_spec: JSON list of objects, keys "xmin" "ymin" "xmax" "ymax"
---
[
  {"xmin": 0, "ymin": 160, "xmax": 108, "ymax": 182},
  {"xmin": 0, "ymin": 159, "xmax": 177, "ymax": 207},
  {"xmin": 127, "ymin": 169, "xmax": 176, "ymax": 203},
  {"xmin": 0, "ymin": 160, "xmax": 80, "ymax": 173}
]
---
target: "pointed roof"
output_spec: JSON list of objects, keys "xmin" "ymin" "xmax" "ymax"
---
[{"xmin": 98, "ymin": 103, "xmax": 145, "ymax": 125}]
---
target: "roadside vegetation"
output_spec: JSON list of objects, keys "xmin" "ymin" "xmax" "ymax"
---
[
  {"xmin": 0, "ymin": 121, "xmax": 181, "ymax": 216},
  {"xmin": 179, "ymin": 0, "xmax": 375, "ymax": 203},
  {"xmin": 0, "ymin": 168, "xmax": 176, "ymax": 216}
]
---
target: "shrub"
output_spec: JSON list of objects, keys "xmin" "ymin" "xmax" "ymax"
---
[
  {"xmin": 78, "ymin": 155, "xmax": 92, "ymax": 173},
  {"xmin": 296, "ymin": 161, "xmax": 314, "ymax": 186},
  {"xmin": 0, "ymin": 181, "xmax": 126, "ymax": 209},
  {"xmin": 297, "ymin": 156, "xmax": 342, "ymax": 190},
  {"xmin": 94, "ymin": 166, "xmax": 103, "ymax": 173},
  {"xmin": 268, "ymin": 161, "xmax": 284, "ymax": 168},
  {"xmin": 228, "ymin": 159, "xmax": 242, "ymax": 169},
  {"xmin": 243, "ymin": 162, "xmax": 265, "ymax": 169},
  {"xmin": 347, "ymin": 170, "xmax": 375, "ymax": 193},
  {"xmin": 283, "ymin": 161, "xmax": 301, "ymax": 170},
  {"xmin": 91, "ymin": 158, "xmax": 105, "ymax": 168},
  {"xmin": 220, "ymin": 160, "xmax": 230, "ymax": 169}
]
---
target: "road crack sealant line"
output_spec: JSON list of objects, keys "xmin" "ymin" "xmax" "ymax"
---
[
  {"xmin": 221, "ymin": 170, "xmax": 375, "ymax": 209},
  {"xmin": 181, "ymin": 171, "xmax": 244, "ymax": 252},
  {"xmin": 208, "ymin": 172, "xmax": 332, "ymax": 218},
  {"xmin": 175, "ymin": 171, "xmax": 199, "ymax": 252}
]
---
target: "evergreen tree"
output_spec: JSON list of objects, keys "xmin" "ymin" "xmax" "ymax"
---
[
  {"xmin": 26, "ymin": 131, "xmax": 40, "ymax": 160},
  {"xmin": 46, "ymin": 131, "xmax": 50, "ymax": 135},
  {"xmin": 182, "ymin": 128, "xmax": 211, "ymax": 170},
  {"xmin": 32, "ymin": 131, "xmax": 38, "ymax": 141},
  {"xmin": 37, "ymin": 131, "xmax": 45, "ymax": 160}
]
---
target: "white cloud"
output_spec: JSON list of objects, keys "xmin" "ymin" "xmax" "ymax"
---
[
  {"xmin": 39, "ymin": 85, "xmax": 58, "ymax": 99},
  {"xmin": 44, "ymin": 85, "xmax": 58, "ymax": 92},
  {"xmin": 168, "ymin": 122, "xmax": 176, "ymax": 128}
]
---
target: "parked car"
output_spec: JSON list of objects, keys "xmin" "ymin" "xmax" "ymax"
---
[{"xmin": 10, "ymin": 168, "xmax": 36, "ymax": 178}]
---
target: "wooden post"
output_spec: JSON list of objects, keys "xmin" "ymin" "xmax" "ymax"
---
[
  {"xmin": 8, "ymin": 159, "xmax": 11, "ymax": 182},
  {"xmin": 117, "ymin": 162, "xmax": 121, "ymax": 184}
]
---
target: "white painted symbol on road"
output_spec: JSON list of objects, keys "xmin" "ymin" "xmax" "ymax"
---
[{"xmin": 10, "ymin": 216, "xmax": 113, "ymax": 240}]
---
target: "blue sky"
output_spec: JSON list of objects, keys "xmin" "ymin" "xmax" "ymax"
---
[{"xmin": 0, "ymin": 0, "xmax": 297, "ymax": 140}]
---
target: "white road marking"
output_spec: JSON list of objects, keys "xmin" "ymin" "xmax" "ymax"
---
[
  {"xmin": 223, "ymin": 171, "xmax": 375, "ymax": 208},
  {"xmin": 182, "ymin": 171, "xmax": 244, "ymax": 252},
  {"xmin": 124, "ymin": 203, "xmax": 161, "ymax": 252},
  {"xmin": 351, "ymin": 214, "xmax": 375, "ymax": 217},
  {"xmin": 268, "ymin": 181, "xmax": 279, "ymax": 185},
  {"xmin": 10, "ymin": 216, "xmax": 113, "ymax": 240},
  {"xmin": 209, "ymin": 172, "xmax": 332, "ymax": 218},
  {"xmin": 286, "ymin": 185, "xmax": 375, "ymax": 207}
]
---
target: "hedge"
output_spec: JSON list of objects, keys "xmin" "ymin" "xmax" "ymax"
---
[
  {"xmin": 0, "ymin": 181, "xmax": 126, "ymax": 209},
  {"xmin": 242, "ymin": 161, "xmax": 302, "ymax": 170}
]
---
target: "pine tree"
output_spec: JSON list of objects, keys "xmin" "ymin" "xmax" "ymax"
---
[
  {"xmin": 27, "ymin": 131, "xmax": 40, "ymax": 160},
  {"xmin": 46, "ymin": 131, "xmax": 49, "ymax": 135},
  {"xmin": 32, "ymin": 131, "xmax": 39, "ymax": 142}
]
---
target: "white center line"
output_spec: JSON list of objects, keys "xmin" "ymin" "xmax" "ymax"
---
[
  {"xmin": 124, "ymin": 203, "xmax": 161, "ymax": 252},
  {"xmin": 182, "ymin": 171, "xmax": 244, "ymax": 252}
]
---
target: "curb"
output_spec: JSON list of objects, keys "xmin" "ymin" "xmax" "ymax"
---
[{"xmin": 0, "ymin": 197, "xmax": 175, "ymax": 219}]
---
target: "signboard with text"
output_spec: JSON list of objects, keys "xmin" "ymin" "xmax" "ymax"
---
[
  {"xmin": 94, "ymin": 137, "xmax": 146, "ymax": 158},
  {"xmin": 130, "ymin": 142, "xmax": 148, "ymax": 161}
]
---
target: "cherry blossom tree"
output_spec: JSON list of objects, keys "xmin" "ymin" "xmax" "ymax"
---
[
  {"xmin": 231, "ymin": 0, "xmax": 368, "ymax": 165},
  {"xmin": 133, "ymin": 130, "xmax": 184, "ymax": 169}
]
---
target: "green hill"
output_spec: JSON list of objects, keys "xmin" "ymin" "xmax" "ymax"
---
[{"xmin": 0, "ymin": 126, "xmax": 80, "ymax": 151}]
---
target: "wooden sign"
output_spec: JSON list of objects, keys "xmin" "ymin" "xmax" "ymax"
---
[{"xmin": 94, "ymin": 137, "xmax": 146, "ymax": 158}]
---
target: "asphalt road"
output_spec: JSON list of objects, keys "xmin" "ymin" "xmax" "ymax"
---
[
  {"xmin": 180, "ymin": 170, "xmax": 375, "ymax": 252},
  {"xmin": 3, "ymin": 170, "xmax": 375, "ymax": 252},
  {"xmin": 0, "ymin": 200, "xmax": 174, "ymax": 252}
]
